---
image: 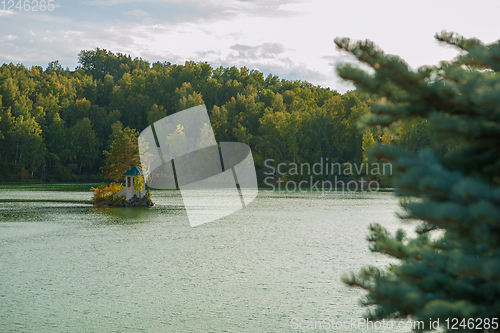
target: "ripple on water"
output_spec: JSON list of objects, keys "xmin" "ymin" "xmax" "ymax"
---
[{"xmin": 0, "ymin": 185, "xmax": 411, "ymax": 332}]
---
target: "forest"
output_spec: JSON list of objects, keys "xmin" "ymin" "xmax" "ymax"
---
[{"xmin": 0, "ymin": 48, "xmax": 454, "ymax": 183}]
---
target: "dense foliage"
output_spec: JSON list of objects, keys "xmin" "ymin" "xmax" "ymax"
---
[
  {"xmin": 90, "ymin": 182, "xmax": 124, "ymax": 203},
  {"xmin": 0, "ymin": 48, "xmax": 441, "ymax": 182},
  {"xmin": 101, "ymin": 122, "xmax": 140, "ymax": 182},
  {"xmin": 337, "ymin": 32, "xmax": 500, "ymax": 331}
]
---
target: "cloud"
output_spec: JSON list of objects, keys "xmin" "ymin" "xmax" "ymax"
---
[
  {"xmin": 0, "ymin": 10, "xmax": 15, "ymax": 17},
  {"xmin": 322, "ymin": 54, "xmax": 357, "ymax": 68},
  {"xmin": 6, "ymin": 0, "xmax": 496, "ymax": 94},
  {"xmin": 252, "ymin": 61, "xmax": 328, "ymax": 82},
  {"xmin": 192, "ymin": 0, "xmax": 304, "ymax": 21},
  {"xmin": 83, "ymin": 0, "xmax": 139, "ymax": 5},
  {"xmin": 26, "ymin": 12, "xmax": 74, "ymax": 24},
  {"xmin": 0, "ymin": 0, "xmax": 351, "ymax": 92},
  {"xmin": 123, "ymin": 9, "xmax": 150, "ymax": 17},
  {"xmin": 195, "ymin": 50, "xmax": 220, "ymax": 58},
  {"xmin": 1, "ymin": 35, "xmax": 18, "ymax": 42},
  {"xmin": 62, "ymin": 30, "xmax": 84, "ymax": 36},
  {"xmin": 84, "ymin": 0, "xmax": 303, "ymax": 23},
  {"xmin": 229, "ymin": 42, "xmax": 286, "ymax": 60}
]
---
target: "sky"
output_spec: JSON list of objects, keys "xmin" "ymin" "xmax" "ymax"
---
[{"xmin": 0, "ymin": 0, "xmax": 499, "ymax": 92}]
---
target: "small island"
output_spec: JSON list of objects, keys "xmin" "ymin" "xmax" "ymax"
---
[
  {"xmin": 90, "ymin": 123, "xmax": 154, "ymax": 207},
  {"xmin": 91, "ymin": 167, "xmax": 154, "ymax": 207}
]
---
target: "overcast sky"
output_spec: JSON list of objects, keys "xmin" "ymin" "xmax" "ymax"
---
[{"xmin": 0, "ymin": 0, "xmax": 499, "ymax": 92}]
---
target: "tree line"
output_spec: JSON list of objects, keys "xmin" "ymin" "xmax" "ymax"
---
[{"xmin": 0, "ymin": 48, "xmax": 450, "ymax": 183}]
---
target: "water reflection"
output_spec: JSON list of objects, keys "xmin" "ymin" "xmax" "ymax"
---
[{"xmin": 91, "ymin": 206, "xmax": 157, "ymax": 225}]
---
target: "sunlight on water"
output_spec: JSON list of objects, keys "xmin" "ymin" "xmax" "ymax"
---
[{"xmin": 0, "ymin": 185, "xmax": 414, "ymax": 332}]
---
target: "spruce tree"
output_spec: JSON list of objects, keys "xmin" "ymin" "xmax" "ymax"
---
[{"xmin": 336, "ymin": 32, "xmax": 500, "ymax": 331}]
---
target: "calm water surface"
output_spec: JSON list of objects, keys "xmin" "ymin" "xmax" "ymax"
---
[{"xmin": 0, "ymin": 184, "xmax": 414, "ymax": 332}]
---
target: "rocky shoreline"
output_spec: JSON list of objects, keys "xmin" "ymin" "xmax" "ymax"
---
[{"xmin": 93, "ymin": 194, "xmax": 155, "ymax": 207}]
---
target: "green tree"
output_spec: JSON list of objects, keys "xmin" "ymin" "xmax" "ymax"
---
[
  {"xmin": 147, "ymin": 103, "xmax": 167, "ymax": 125},
  {"xmin": 361, "ymin": 129, "xmax": 375, "ymax": 163},
  {"xmin": 257, "ymin": 109, "xmax": 302, "ymax": 164},
  {"xmin": 174, "ymin": 82, "xmax": 204, "ymax": 111},
  {"xmin": 0, "ymin": 48, "xmax": 439, "ymax": 183},
  {"xmin": 0, "ymin": 98, "xmax": 14, "ymax": 170},
  {"xmin": 12, "ymin": 115, "xmax": 46, "ymax": 179},
  {"xmin": 210, "ymin": 105, "xmax": 230, "ymax": 142},
  {"xmin": 101, "ymin": 122, "xmax": 140, "ymax": 182},
  {"xmin": 71, "ymin": 117, "xmax": 98, "ymax": 174},
  {"xmin": 336, "ymin": 32, "xmax": 500, "ymax": 331}
]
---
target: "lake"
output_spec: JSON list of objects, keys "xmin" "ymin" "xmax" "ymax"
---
[{"xmin": 0, "ymin": 184, "xmax": 415, "ymax": 332}]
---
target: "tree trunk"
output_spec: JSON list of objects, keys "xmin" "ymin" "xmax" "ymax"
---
[
  {"xmin": 14, "ymin": 139, "xmax": 19, "ymax": 166},
  {"xmin": 18, "ymin": 148, "xmax": 23, "ymax": 167}
]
